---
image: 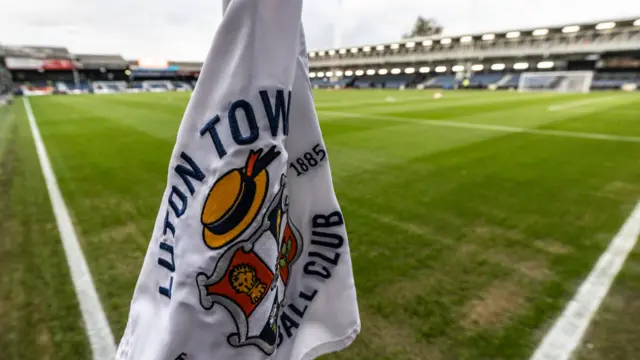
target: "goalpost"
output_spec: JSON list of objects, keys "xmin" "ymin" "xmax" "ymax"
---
[{"xmin": 518, "ymin": 71, "xmax": 594, "ymax": 93}]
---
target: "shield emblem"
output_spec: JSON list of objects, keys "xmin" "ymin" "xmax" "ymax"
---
[
  {"xmin": 196, "ymin": 155, "xmax": 304, "ymax": 355},
  {"xmin": 196, "ymin": 241, "xmax": 279, "ymax": 354}
]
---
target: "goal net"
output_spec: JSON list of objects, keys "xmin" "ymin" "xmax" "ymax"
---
[{"xmin": 518, "ymin": 71, "xmax": 594, "ymax": 93}]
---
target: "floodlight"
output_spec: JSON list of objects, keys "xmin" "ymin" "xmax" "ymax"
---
[
  {"xmin": 595, "ymin": 22, "xmax": 615, "ymax": 30},
  {"xmin": 471, "ymin": 64, "xmax": 484, "ymax": 71},
  {"xmin": 355, "ymin": 70, "xmax": 364, "ymax": 76},
  {"xmin": 328, "ymin": 49, "xmax": 336, "ymax": 55},
  {"xmin": 390, "ymin": 43, "xmax": 399, "ymax": 49},
  {"xmin": 405, "ymin": 41, "xmax": 416, "ymax": 48},
  {"xmin": 440, "ymin": 38, "xmax": 452, "ymax": 44},
  {"xmin": 513, "ymin": 62, "xmax": 529, "ymax": 70},
  {"xmin": 318, "ymin": 50, "xmax": 326, "ymax": 56},
  {"xmin": 422, "ymin": 40, "xmax": 433, "ymax": 46},
  {"xmin": 404, "ymin": 67, "xmax": 416, "ymax": 74},
  {"xmin": 324, "ymin": 71, "xmax": 332, "ymax": 77},
  {"xmin": 562, "ymin": 25, "xmax": 580, "ymax": 33},
  {"xmin": 533, "ymin": 29, "xmax": 549, "ymax": 36},
  {"xmin": 335, "ymin": 71, "xmax": 343, "ymax": 77},
  {"xmin": 391, "ymin": 68, "xmax": 401, "ymax": 74},
  {"xmin": 309, "ymin": 51, "xmax": 316, "ymax": 57},
  {"xmin": 350, "ymin": 47, "xmax": 359, "ymax": 53},
  {"xmin": 482, "ymin": 34, "xmax": 495, "ymax": 41},
  {"xmin": 460, "ymin": 36, "xmax": 473, "ymax": 43},
  {"xmin": 435, "ymin": 66, "xmax": 447, "ymax": 73},
  {"xmin": 506, "ymin": 31, "xmax": 521, "ymax": 38},
  {"xmin": 634, "ymin": 19, "xmax": 640, "ymax": 26},
  {"xmin": 537, "ymin": 61, "xmax": 554, "ymax": 69},
  {"xmin": 452, "ymin": 65, "xmax": 465, "ymax": 72},
  {"xmin": 338, "ymin": 48, "xmax": 347, "ymax": 54},
  {"xmin": 491, "ymin": 63, "xmax": 506, "ymax": 71},
  {"xmin": 317, "ymin": 71, "xmax": 325, "ymax": 77},
  {"xmin": 345, "ymin": 70, "xmax": 354, "ymax": 76},
  {"xmin": 363, "ymin": 46, "xmax": 372, "ymax": 52},
  {"xmin": 366, "ymin": 69, "xmax": 376, "ymax": 75},
  {"xmin": 419, "ymin": 66, "xmax": 430, "ymax": 73},
  {"xmin": 309, "ymin": 72, "xmax": 316, "ymax": 78},
  {"xmin": 378, "ymin": 69, "xmax": 389, "ymax": 75},
  {"xmin": 376, "ymin": 45, "xmax": 385, "ymax": 51}
]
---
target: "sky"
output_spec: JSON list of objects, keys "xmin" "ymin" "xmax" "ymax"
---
[{"xmin": 1, "ymin": 0, "xmax": 639, "ymax": 61}]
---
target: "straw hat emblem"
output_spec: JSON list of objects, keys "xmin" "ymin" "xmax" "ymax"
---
[{"xmin": 201, "ymin": 146, "xmax": 280, "ymax": 249}]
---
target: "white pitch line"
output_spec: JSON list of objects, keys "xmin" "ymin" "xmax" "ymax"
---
[
  {"xmin": 530, "ymin": 201, "xmax": 640, "ymax": 360},
  {"xmin": 318, "ymin": 110, "xmax": 640, "ymax": 144},
  {"xmin": 23, "ymin": 97, "xmax": 116, "ymax": 360},
  {"xmin": 547, "ymin": 95, "xmax": 620, "ymax": 111}
]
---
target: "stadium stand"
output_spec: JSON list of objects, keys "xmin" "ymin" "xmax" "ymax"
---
[
  {"xmin": 0, "ymin": 45, "xmax": 77, "ymax": 95},
  {"xmin": 469, "ymin": 73, "xmax": 503, "ymax": 87},
  {"xmin": 424, "ymin": 75, "xmax": 457, "ymax": 89},
  {"xmin": 92, "ymin": 81, "xmax": 127, "ymax": 94},
  {"xmin": 1, "ymin": 17, "xmax": 638, "ymax": 94},
  {"xmin": 591, "ymin": 72, "xmax": 640, "ymax": 89},
  {"xmin": 75, "ymin": 53, "xmax": 128, "ymax": 86},
  {"xmin": 171, "ymin": 81, "xmax": 193, "ymax": 91},
  {"xmin": 311, "ymin": 76, "xmax": 354, "ymax": 89},
  {"xmin": 145, "ymin": 80, "xmax": 172, "ymax": 92},
  {"xmin": 130, "ymin": 81, "xmax": 145, "ymax": 90},
  {"xmin": 498, "ymin": 73, "xmax": 522, "ymax": 89},
  {"xmin": 0, "ymin": 61, "xmax": 12, "ymax": 96},
  {"xmin": 352, "ymin": 75, "xmax": 414, "ymax": 88},
  {"xmin": 308, "ymin": 17, "xmax": 640, "ymax": 92}
]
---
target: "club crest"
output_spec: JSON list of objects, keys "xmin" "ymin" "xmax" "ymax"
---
[{"xmin": 196, "ymin": 145, "xmax": 303, "ymax": 354}]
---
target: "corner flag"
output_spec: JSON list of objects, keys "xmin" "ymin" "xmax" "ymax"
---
[{"xmin": 115, "ymin": 1, "xmax": 360, "ymax": 359}]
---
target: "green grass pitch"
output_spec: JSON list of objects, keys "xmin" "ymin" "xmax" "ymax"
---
[{"xmin": 1, "ymin": 89, "xmax": 640, "ymax": 359}]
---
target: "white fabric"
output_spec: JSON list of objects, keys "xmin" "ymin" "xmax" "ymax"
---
[{"xmin": 115, "ymin": 1, "xmax": 360, "ymax": 359}]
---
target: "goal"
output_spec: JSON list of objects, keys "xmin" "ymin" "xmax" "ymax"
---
[{"xmin": 518, "ymin": 71, "xmax": 594, "ymax": 93}]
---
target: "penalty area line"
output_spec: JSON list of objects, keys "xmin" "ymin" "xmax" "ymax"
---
[
  {"xmin": 530, "ymin": 201, "xmax": 640, "ymax": 360},
  {"xmin": 23, "ymin": 97, "xmax": 116, "ymax": 360}
]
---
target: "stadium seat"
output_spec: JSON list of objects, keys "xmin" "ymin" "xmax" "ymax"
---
[
  {"xmin": 425, "ymin": 75, "xmax": 456, "ymax": 89},
  {"xmin": 352, "ymin": 75, "xmax": 414, "ymax": 89},
  {"xmin": 469, "ymin": 73, "xmax": 504, "ymax": 88}
]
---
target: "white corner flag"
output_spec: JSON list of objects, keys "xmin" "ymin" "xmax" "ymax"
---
[{"xmin": 115, "ymin": 1, "xmax": 360, "ymax": 359}]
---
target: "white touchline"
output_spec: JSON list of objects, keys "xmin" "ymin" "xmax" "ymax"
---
[
  {"xmin": 318, "ymin": 111, "xmax": 640, "ymax": 143},
  {"xmin": 547, "ymin": 95, "xmax": 620, "ymax": 112},
  {"xmin": 530, "ymin": 201, "xmax": 640, "ymax": 360},
  {"xmin": 23, "ymin": 97, "xmax": 116, "ymax": 360}
]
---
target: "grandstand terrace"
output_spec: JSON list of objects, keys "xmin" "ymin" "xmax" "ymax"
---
[
  {"xmin": 307, "ymin": 16, "xmax": 640, "ymax": 90},
  {"xmin": 1, "ymin": 16, "xmax": 639, "ymax": 93},
  {"xmin": 0, "ymin": 61, "xmax": 11, "ymax": 96}
]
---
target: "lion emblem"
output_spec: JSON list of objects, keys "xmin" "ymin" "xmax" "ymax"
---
[{"xmin": 229, "ymin": 263, "xmax": 267, "ymax": 304}]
